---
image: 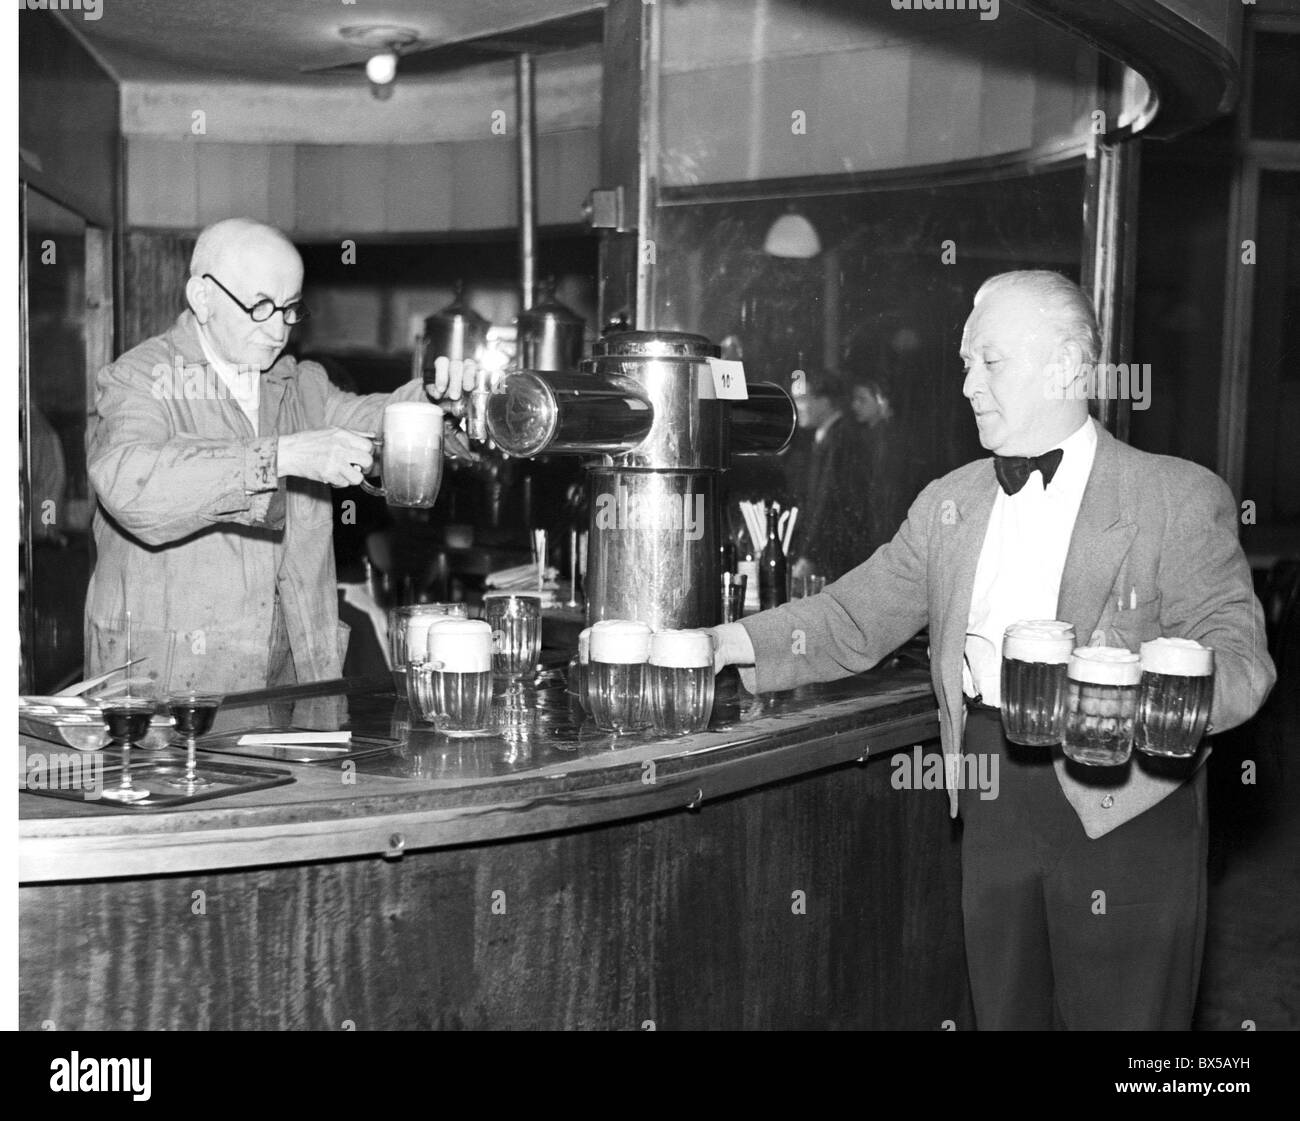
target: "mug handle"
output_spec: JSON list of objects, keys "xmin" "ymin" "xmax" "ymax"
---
[{"xmin": 358, "ymin": 435, "xmax": 385, "ymax": 498}]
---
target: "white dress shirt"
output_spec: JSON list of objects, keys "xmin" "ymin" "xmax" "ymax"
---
[
  {"xmin": 963, "ymin": 418, "xmax": 1097, "ymax": 706},
  {"xmin": 197, "ymin": 325, "xmax": 261, "ymax": 433}
]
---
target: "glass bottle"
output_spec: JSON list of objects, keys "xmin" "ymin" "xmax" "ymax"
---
[{"xmin": 759, "ymin": 504, "xmax": 788, "ymax": 610}]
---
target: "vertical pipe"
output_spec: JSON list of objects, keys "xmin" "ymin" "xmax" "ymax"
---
[
  {"xmin": 516, "ymin": 52, "xmax": 538, "ymax": 312},
  {"xmin": 1081, "ymin": 58, "xmax": 1139, "ymax": 442},
  {"xmin": 19, "ymin": 181, "xmax": 34, "ymax": 692}
]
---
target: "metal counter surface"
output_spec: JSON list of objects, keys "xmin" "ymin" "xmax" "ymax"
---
[{"xmin": 19, "ymin": 665, "xmax": 940, "ymax": 883}]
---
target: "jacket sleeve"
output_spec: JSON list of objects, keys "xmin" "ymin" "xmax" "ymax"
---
[
  {"xmin": 316, "ymin": 366, "xmax": 431, "ymax": 432},
  {"xmin": 88, "ymin": 360, "xmax": 281, "ymax": 547},
  {"xmin": 1158, "ymin": 467, "xmax": 1276, "ymax": 733},
  {"xmin": 741, "ymin": 477, "xmax": 935, "ymax": 692}
]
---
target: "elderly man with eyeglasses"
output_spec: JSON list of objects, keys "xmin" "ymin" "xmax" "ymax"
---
[{"xmin": 85, "ymin": 217, "xmax": 474, "ymax": 693}]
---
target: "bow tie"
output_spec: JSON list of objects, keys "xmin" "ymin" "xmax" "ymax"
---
[{"xmin": 994, "ymin": 448, "xmax": 1064, "ymax": 496}]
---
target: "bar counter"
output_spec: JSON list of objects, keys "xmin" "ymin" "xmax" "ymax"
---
[{"xmin": 20, "ymin": 666, "xmax": 973, "ymax": 1030}]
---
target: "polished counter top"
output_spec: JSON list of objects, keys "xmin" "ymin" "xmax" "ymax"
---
[{"xmin": 19, "ymin": 665, "xmax": 939, "ymax": 883}]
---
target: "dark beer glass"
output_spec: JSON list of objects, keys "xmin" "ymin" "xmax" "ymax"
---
[
  {"xmin": 1135, "ymin": 638, "xmax": 1215, "ymax": 758},
  {"xmin": 999, "ymin": 620, "xmax": 1075, "ymax": 746},
  {"xmin": 1062, "ymin": 647, "xmax": 1141, "ymax": 766}
]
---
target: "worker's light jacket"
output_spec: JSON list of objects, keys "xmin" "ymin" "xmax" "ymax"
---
[{"xmin": 85, "ymin": 311, "xmax": 392, "ymax": 694}]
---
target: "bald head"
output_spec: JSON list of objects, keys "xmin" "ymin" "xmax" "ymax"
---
[
  {"xmin": 186, "ymin": 218, "xmax": 304, "ymax": 373},
  {"xmin": 190, "ymin": 218, "xmax": 299, "ymax": 280}
]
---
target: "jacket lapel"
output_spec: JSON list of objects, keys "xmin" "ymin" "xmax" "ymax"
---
[
  {"xmin": 1056, "ymin": 422, "xmax": 1136, "ymax": 644},
  {"xmin": 937, "ymin": 463, "xmax": 998, "ymax": 705}
]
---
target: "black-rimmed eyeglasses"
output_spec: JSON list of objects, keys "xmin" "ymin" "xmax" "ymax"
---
[{"xmin": 203, "ymin": 273, "xmax": 310, "ymax": 325}]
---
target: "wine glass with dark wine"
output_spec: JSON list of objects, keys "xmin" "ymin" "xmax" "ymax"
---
[
  {"xmin": 165, "ymin": 692, "xmax": 224, "ymax": 790},
  {"xmin": 98, "ymin": 696, "xmax": 157, "ymax": 804}
]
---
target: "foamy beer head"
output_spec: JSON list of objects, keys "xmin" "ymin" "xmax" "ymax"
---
[
  {"xmin": 578, "ymin": 627, "xmax": 591, "ymax": 664},
  {"xmin": 383, "ymin": 400, "xmax": 444, "ymax": 439},
  {"xmin": 1068, "ymin": 645, "xmax": 1141, "ymax": 686},
  {"xmin": 1003, "ymin": 620, "xmax": 1075, "ymax": 664},
  {"xmin": 426, "ymin": 618, "xmax": 492, "ymax": 673},
  {"xmin": 649, "ymin": 629, "xmax": 714, "ymax": 668},
  {"xmin": 589, "ymin": 619, "xmax": 652, "ymax": 664},
  {"xmin": 1140, "ymin": 637, "xmax": 1214, "ymax": 677}
]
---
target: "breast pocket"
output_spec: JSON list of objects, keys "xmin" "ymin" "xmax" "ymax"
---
[{"xmin": 1091, "ymin": 592, "xmax": 1162, "ymax": 652}]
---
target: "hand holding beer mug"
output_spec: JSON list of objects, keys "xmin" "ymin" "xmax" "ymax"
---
[
  {"xmin": 649, "ymin": 630, "xmax": 716, "ymax": 736},
  {"xmin": 424, "ymin": 618, "xmax": 494, "ymax": 736},
  {"xmin": 361, "ymin": 401, "xmax": 445, "ymax": 508},
  {"xmin": 1135, "ymin": 638, "xmax": 1215, "ymax": 758},
  {"xmin": 589, "ymin": 620, "xmax": 652, "ymax": 734},
  {"xmin": 1000, "ymin": 620, "xmax": 1074, "ymax": 746},
  {"xmin": 1062, "ymin": 646, "xmax": 1141, "ymax": 766}
]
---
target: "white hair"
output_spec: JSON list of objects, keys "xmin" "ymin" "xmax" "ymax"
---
[{"xmin": 973, "ymin": 270, "xmax": 1100, "ymax": 367}]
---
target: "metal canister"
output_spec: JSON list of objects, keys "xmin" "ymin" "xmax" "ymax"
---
[
  {"xmin": 516, "ymin": 284, "xmax": 585, "ymax": 372},
  {"xmin": 422, "ymin": 284, "xmax": 489, "ymax": 374}
]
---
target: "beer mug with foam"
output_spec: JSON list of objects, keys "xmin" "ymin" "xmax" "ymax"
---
[
  {"xmin": 1000, "ymin": 620, "xmax": 1075, "ymax": 746},
  {"xmin": 588, "ymin": 620, "xmax": 652, "ymax": 734},
  {"xmin": 1062, "ymin": 646, "xmax": 1142, "ymax": 766},
  {"xmin": 424, "ymin": 618, "xmax": 494, "ymax": 736},
  {"xmin": 649, "ymin": 630, "xmax": 716, "ymax": 736},
  {"xmin": 361, "ymin": 401, "xmax": 444, "ymax": 508},
  {"xmin": 1135, "ymin": 637, "xmax": 1215, "ymax": 758}
]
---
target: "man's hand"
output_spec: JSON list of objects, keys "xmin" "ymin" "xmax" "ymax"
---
[
  {"xmin": 791, "ymin": 556, "xmax": 813, "ymax": 579},
  {"xmin": 709, "ymin": 622, "xmax": 758, "ymax": 693},
  {"xmin": 277, "ymin": 428, "xmax": 375, "ymax": 487}
]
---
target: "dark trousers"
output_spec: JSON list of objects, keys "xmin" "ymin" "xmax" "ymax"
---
[{"xmin": 958, "ymin": 707, "xmax": 1207, "ymax": 1030}]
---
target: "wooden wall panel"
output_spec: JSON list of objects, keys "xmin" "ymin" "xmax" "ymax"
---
[
  {"xmin": 19, "ymin": 745, "xmax": 971, "ymax": 1031},
  {"xmin": 196, "ymin": 143, "xmax": 272, "ymax": 226},
  {"xmin": 122, "ymin": 231, "xmax": 195, "ymax": 351}
]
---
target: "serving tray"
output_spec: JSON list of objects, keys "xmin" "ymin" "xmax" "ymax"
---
[{"xmin": 19, "ymin": 756, "xmax": 294, "ymax": 810}]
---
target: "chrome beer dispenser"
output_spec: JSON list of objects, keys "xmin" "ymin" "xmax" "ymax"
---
[{"xmin": 484, "ymin": 330, "xmax": 796, "ymax": 630}]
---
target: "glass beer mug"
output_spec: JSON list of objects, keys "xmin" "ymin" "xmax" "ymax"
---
[
  {"xmin": 588, "ymin": 620, "xmax": 652, "ymax": 734},
  {"xmin": 423, "ymin": 618, "xmax": 494, "ymax": 736},
  {"xmin": 1000, "ymin": 620, "xmax": 1075, "ymax": 746},
  {"xmin": 1135, "ymin": 637, "xmax": 1215, "ymax": 758},
  {"xmin": 361, "ymin": 401, "xmax": 445, "ymax": 508},
  {"xmin": 1062, "ymin": 646, "xmax": 1142, "ymax": 766},
  {"xmin": 648, "ymin": 630, "xmax": 716, "ymax": 736}
]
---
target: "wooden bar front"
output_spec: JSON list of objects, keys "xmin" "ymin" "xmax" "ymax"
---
[{"xmin": 20, "ymin": 670, "xmax": 972, "ymax": 1030}]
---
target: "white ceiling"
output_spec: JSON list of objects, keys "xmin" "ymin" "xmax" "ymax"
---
[{"xmin": 63, "ymin": 0, "xmax": 604, "ymax": 83}]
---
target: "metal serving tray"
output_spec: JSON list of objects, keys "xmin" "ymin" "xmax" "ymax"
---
[
  {"xmin": 20, "ymin": 757, "xmax": 294, "ymax": 810},
  {"xmin": 196, "ymin": 730, "xmax": 401, "ymax": 765}
]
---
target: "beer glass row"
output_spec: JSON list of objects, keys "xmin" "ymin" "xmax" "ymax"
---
[
  {"xmin": 571, "ymin": 621, "xmax": 717, "ymax": 736},
  {"xmin": 1000, "ymin": 622, "xmax": 1215, "ymax": 764}
]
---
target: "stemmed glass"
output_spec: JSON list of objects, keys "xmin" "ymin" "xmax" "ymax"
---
[
  {"xmin": 165, "ymin": 692, "xmax": 224, "ymax": 790},
  {"xmin": 98, "ymin": 695, "xmax": 156, "ymax": 804}
]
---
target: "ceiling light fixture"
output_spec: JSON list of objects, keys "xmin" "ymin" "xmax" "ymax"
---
[{"xmin": 339, "ymin": 25, "xmax": 419, "ymax": 101}]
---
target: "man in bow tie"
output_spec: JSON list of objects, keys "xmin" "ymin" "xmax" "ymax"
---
[{"xmin": 711, "ymin": 270, "xmax": 1275, "ymax": 1030}]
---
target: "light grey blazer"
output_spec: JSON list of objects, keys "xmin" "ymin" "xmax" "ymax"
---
[{"xmin": 741, "ymin": 420, "xmax": 1276, "ymax": 838}]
